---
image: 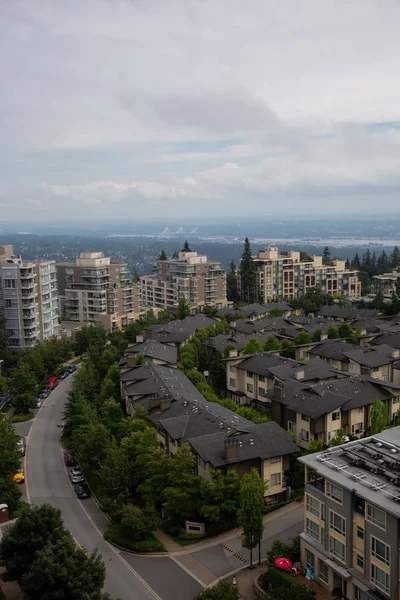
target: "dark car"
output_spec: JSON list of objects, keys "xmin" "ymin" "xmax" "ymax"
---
[
  {"xmin": 75, "ymin": 484, "xmax": 91, "ymax": 499},
  {"xmin": 64, "ymin": 451, "xmax": 77, "ymax": 467},
  {"xmin": 39, "ymin": 388, "xmax": 50, "ymax": 399},
  {"xmin": 67, "ymin": 365, "xmax": 77, "ymax": 374}
]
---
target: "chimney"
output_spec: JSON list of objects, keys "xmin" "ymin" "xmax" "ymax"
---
[
  {"xmin": 229, "ymin": 349, "xmax": 238, "ymax": 358},
  {"xmin": 295, "ymin": 370, "xmax": 305, "ymax": 380},
  {"xmin": 224, "ymin": 438, "xmax": 239, "ymax": 460},
  {"xmin": 320, "ymin": 333, "xmax": 328, "ymax": 341},
  {"xmin": 392, "ymin": 349, "xmax": 400, "ymax": 359},
  {"xmin": 136, "ymin": 334, "xmax": 144, "ymax": 343}
]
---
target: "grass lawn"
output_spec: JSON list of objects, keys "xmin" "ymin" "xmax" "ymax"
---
[{"xmin": 11, "ymin": 413, "xmax": 35, "ymax": 423}]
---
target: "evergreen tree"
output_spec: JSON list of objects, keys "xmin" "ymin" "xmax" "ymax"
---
[
  {"xmin": 182, "ymin": 240, "xmax": 192, "ymax": 252},
  {"xmin": 240, "ymin": 238, "xmax": 257, "ymax": 303},
  {"xmin": 352, "ymin": 253, "xmax": 361, "ymax": 269},
  {"xmin": 370, "ymin": 398, "xmax": 390, "ymax": 434},
  {"xmin": 371, "ymin": 251, "xmax": 377, "ymax": 267},
  {"xmin": 323, "ymin": 246, "xmax": 331, "ymax": 265},
  {"xmin": 159, "ymin": 249, "xmax": 168, "ymax": 261},
  {"xmin": 362, "ymin": 249, "xmax": 371, "ymax": 267},
  {"xmin": 227, "ymin": 260, "xmax": 239, "ymax": 302},
  {"xmin": 345, "ymin": 258, "xmax": 350, "ymax": 270},
  {"xmin": 390, "ymin": 246, "xmax": 400, "ymax": 269}
]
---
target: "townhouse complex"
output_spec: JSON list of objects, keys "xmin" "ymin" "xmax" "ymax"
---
[
  {"xmin": 241, "ymin": 246, "xmax": 361, "ymax": 302},
  {"xmin": 56, "ymin": 252, "xmax": 142, "ymax": 332},
  {"xmin": 0, "ymin": 245, "xmax": 59, "ymax": 348},
  {"xmin": 300, "ymin": 428, "xmax": 400, "ymax": 600},
  {"xmin": 140, "ymin": 251, "xmax": 228, "ymax": 312},
  {"xmin": 373, "ymin": 270, "xmax": 400, "ymax": 296}
]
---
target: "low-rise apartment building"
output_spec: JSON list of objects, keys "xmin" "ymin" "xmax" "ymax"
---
[
  {"xmin": 56, "ymin": 252, "xmax": 141, "ymax": 331},
  {"xmin": 242, "ymin": 246, "xmax": 361, "ymax": 302},
  {"xmin": 299, "ymin": 428, "xmax": 400, "ymax": 600},
  {"xmin": 372, "ymin": 271, "xmax": 400, "ymax": 296},
  {"xmin": 270, "ymin": 375, "xmax": 400, "ymax": 448},
  {"xmin": 140, "ymin": 251, "xmax": 228, "ymax": 312},
  {"xmin": 0, "ymin": 245, "xmax": 60, "ymax": 348}
]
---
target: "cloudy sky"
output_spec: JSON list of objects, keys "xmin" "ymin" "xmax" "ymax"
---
[{"xmin": 1, "ymin": 0, "xmax": 400, "ymax": 223}]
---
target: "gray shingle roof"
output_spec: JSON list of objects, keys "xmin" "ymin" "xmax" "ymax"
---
[
  {"xmin": 235, "ymin": 353, "xmax": 300, "ymax": 377},
  {"xmin": 372, "ymin": 332, "xmax": 400, "ymax": 350},
  {"xmin": 125, "ymin": 340, "xmax": 177, "ymax": 364},
  {"xmin": 308, "ymin": 340, "xmax": 358, "ymax": 361},
  {"xmin": 316, "ymin": 307, "xmax": 378, "ymax": 320},
  {"xmin": 188, "ymin": 421, "xmax": 299, "ymax": 468},
  {"xmin": 342, "ymin": 344, "xmax": 399, "ymax": 368}
]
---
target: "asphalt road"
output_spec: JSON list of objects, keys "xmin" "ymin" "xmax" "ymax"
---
[{"xmin": 25, "ymin": 376, "xmax": 163, "ymax": 600}]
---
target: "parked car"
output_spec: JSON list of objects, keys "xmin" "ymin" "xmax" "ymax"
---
[
  {"xmin": 75, "ymin": 484, "xmax": 91, "ymax": 499},
  {"xmin": 14, "ymin": 469, "xmax": 25, "ymax": 484},
  {"xmin": 58, "ymin": 370, "xmax": 68, "ymax": 380},
  {"xmin": 64, "ymin": 451, "xmax": 77, "ymax": 467},
  {"xmin": 39, "ymin": 388, "xmax": 50, "ymax": 399},
  {"xmin": 67, "ymin": 365, "xmax": 77, "ymax": 374},
  {"xmin": 16, "ymin": 437, "xmax": 26, "ymax": 456},
  {"xmin": 46, "ymin": 376, "xmax": 59, "ymax": 391},
  {"xmin": 36, "ymin": 398, "xmax": 42, "ymax": 408},
  {"xmin": 69, "ymin": 467, "xmax": 85, "ymax": 484}
]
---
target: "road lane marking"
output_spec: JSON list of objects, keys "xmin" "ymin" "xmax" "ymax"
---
[{"xmin": 170, "ymin": 555, "xmax": 206, "ymax": 588}]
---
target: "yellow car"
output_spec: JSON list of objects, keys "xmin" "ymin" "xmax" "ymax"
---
[{"xmin": 13, "ymin": 470, "xmax": 25, "ymax": 484}]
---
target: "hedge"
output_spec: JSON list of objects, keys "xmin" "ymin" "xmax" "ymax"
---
[{"xmin": 104, "ymin": 524, "xmax": 164, "ymax": 553}]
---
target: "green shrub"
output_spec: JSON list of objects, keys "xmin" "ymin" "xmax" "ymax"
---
[
  {"xmin": 12, "ymin": 501, "xmax": 31, "ymax": 519},
  {"xmin": 262, "ymin": 501, "xmax": 286, "ymax": 515},
  {"xmin": 263, "ymin": 566, "xmax": 296, "ymax": 590},
  {"xmin": 266, "ymin": 535, "xmax": 301, "ymax": 564},
  {"xmin": 104, "ymin": 524, "xmax": 164, "ymax": 553},
  {"xmin": 178, "ymin": 532, "xmax": 207, "ymax": 541},
  {"xmin": 11, "ymin": 412, "xmax": 34, "ymax": 423}
]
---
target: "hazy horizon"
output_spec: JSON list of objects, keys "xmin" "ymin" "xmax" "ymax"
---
[{"xmin": 1, "ymin": 1, "xmax": 400, "ymax": 222}]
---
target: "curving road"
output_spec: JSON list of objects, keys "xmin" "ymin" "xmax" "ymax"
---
[{"xmin": 25, "ymin": 376, "xmax": 162, "ymax": 600}]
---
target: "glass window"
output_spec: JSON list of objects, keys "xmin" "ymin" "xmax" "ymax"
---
[
  {"xmin": 356, "ymin": 554, "xmax": 364, "ymax": 570},
  {"xmin": 356, "ymin": 525, "xmax": 364, "ymax": 540},
  {"xmin": 246, "ymin": 383, "xmax": 253, "ymax": 393},
  {"xmin": 332, "ymin": 411, "xmax": 340, "ymax": 421},
  {"xmin": 288, "ymin": 421, "xmax": 296, "ymax": 434},
  {"xmin": 301, "ymin": 429, "xmax": 310, "ymax": 442},
  {"xmin": 329, "ymin": 536, "xmax": 345, "ymax": 562},
  {"xmin": 371, "ymin": 564, "xmax": 390, "ymax": 594},
  {"xmin": 319, "ymin": 561, "xmax": 329, "ymax": 583},
  {"xmin": 371, "ymin": 537, "xmax": 390, "ymax": 566},
  {"xmin": 301, "ymin": 414, "xmax": 310, "ymax": 422},
  {"xmin": 367, "ymin": 504, "xmax": 386, "ymax": 530},
  {"xmin": 229, "ymin": 365, "xmax": 236, "ymax": 373},
  {"xmin": 246, "ymin": 371, "xmax": 253, "ymax": 378},
  {"xmin": 259, "ymin": 375, "xmax": 265, "ymax": 382},
  {"xmin": 306, "ymin": 518, "xmax": 321, "ymax": 542},
  {"xmin": 326, "ymin": 481, "xmax": 343, "ymax": 504},
  {"xmin": 306, "ymin": 550, "xmax": 315, "ymax": 570},
  {"xmin": 354, "ymin": 585, "xmax": 368, "ymax": 600},
  {"xmin": 355, "ymin": 496, "xmax": 365, "ymax": 516},
  {"xmin": 271, "ymin": 473, "xmax": 281, "ymax": 487},
  {"xmin": 329, "ymin": 511, "xmax": 345, "ymax": 536},
  {"xmin": 306, "ymin": 495, "xmax": 322, "ymax": 519},
  {"xmin": 229, "ymin": 378, "xmax": 236, "ymax": 387}
]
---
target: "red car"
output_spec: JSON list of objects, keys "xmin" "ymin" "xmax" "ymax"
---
[
  {"xmin": 64, "ymin": 451, "xmax": 77, "ymax": 467},
  {"xmin": 46, "ymin": 376, "xmax": 59, "ymax": 391}
]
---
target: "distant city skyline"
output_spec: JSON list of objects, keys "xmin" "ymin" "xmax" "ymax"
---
[{"xmin": 1, "ymin": 1, "xmax": 400, "ymax": 221}]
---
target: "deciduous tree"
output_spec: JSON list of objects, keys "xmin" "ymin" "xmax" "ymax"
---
[
  {"xmin": 237, "ymin": 469, "xmax": 266, "ymax": 567},
  {"xmin": 242, "ymin": 338, "xmax": 262, "ymax": 355},
  {"xmin": 370, "ymin": 398, "xmax": 390, "ymax": 434},
  {"xmin": 9, "ymin": 362, "xmax": 38, "ymax": 414}
]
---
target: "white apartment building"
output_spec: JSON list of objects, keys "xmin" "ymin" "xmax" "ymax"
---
[
  {"xmin": 0, "ymin": 245, "xmax": 60, "ymax": 349},
  {"xmin": 56, "ymin": 252, "xmax": 142, "ymax": 331},
  {"xmin": 245, "ymin": 247, "xmax": 361, "ymax": 302},
  {"xmin": 140, "ymin": 251, "xmax": 228, "ymax": 312}
]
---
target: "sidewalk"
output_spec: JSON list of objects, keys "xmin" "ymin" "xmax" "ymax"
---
[{"xmin": 156, "ymin": 501, "xmax": 303, "ymax": 555}]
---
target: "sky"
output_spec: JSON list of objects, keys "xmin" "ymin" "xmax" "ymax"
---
[{"xmin": 1, "ymin": 0, "xmax": 400, "ymax": 223}]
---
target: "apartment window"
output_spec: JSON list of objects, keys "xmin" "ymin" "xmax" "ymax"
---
[
  {"xmin": 288, "ymin": 421, "xmax": 296, "ymax": 434},
  {"xmin": 356, "ymin": 525, "xmax": 364, "ymax": 540},
  {"xmin": 355, "ymin": 496, "xmax": 365, "ymax": 516},
  {"xmin": 246, "ymin": 383, "xmax": 253, "ymax": 393},
  {"xmin": 356, "ymin": 554, "xmax": 364, "ymax": 570},
  {"xmin": 258, "ymin": 387, "xmax": 267, "ymax": 397},
  {"xmin": 270, "ymin": 456, "xmax": 281, "ymax": 464},
  {"xmin": 371, "ymin": 537, "xmax": 390, "ymax": 566},
  {"xmin": 271, "ymin": 473, "xmax": 281, "ymax": 487},
  {"xmin": 371, "ymin": 564, "xmax": 390, "ymax": 594},
  {"xmin": 349, "ymin": 362, "xmax": 357, "ymax": 372},
  {"xmin": 354, "ymin": 585, "xmax": 368, "ymax": 600},
  {"xmin": 229, "ymin": 378, "xmax": 236, "ymax": 387},
  {"xmin": 352, "ymin": 423, "xmax": 363, "ymax": 435},
  {"xmin": 332, "ymin": 411, "xmax": 340, "ymax": 421},
  {"xmin": 357, "ymin": 406, "xmax": 364, "ymax": 413},
  {"xmin": 319, "ymin": 561, "xmax": 329, "ymax": 584},
  {"xmin": 306, "ymin": 518, "xmax": 321, "ymax": 543},
  {"xmin": 5, "ymin": 299, "xmax": 12, "ymax": 308},
  {"xmin": 301, "ymin": 429, "xmax": 309, "ymax": 442},
  {"xmin": 259, "ymin": 375, "xmax": 265, "ymax": 382},
  {"xmin": 246, "ymin": 371, "xmax": 253, "ymax": 378},
  {"xmin": 367, "ymin": 504, "xmax": 386, "ymax": 530},
  {"xmin": 301, "ymin": 414, "xmax": 310, "ymax": 422},
  {"xmin": 329, "ymin": 511, "xmax": 345, "ymax": 536},
  {"xmin": 306, "ymin": 494, "xmax": 322, "ymax": 519},
  {"xmin": 306, "ymin": 550, "xmax": 315, "ymax": 570},
  {"xmin": 329, "ymin": 536, "xmax": 345, "ymax": 562},
  {"xmin": 326, "ymin": 481, "xmax": 343, "ymax": 504},
  {"xmin": 229, "ymin": 365, "xmax": 236, "ymax": 373}
]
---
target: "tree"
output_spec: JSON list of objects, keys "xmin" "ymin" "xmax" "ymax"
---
[
  {"xmin": 352, "ymin": 253, "xmax": 361, "ymax": 269},
  {"xmin": 70, "ymin": 421, "xmax": 111, "ymax": 473},
  {"xmin": 135, "ymin": 353, "xmax": 145, "ymax": 366},
  {"xmin": 270, "ymin": 585, "xmax": 315, "ymax": 600},
  {"xmin": 237, "ymin": 469, "xmax": 266, "ymax": 567},
  {"xmin": 327, "ymin": 326, "xmax": 339, "ymax": 339},
  {"xmin": 330, "ymin": 428, "xmax": 347, "ymax": 447},
  {"xmin": 370, "ymin": 398, "xmax": 390, "ymax": 435},
  {"xmin": 182, "ymin": 240, "xmax": 192, "ymax": 252},
  {"xmin": 263, "ymin": 335, "xmax": 280, "ymax": 351},
  {"xmin": 390, "ymin": 246, "xmax": 400, "ymax": 269},
  {"xmin": 176, "ymin": 297, "xmax": 191, "ymax": 319},
  {"xmin": 338, "ymin": 322, "xmax": 354, "ymax": 340},
  {"xmin": 159, "ymin": 249, "xmax": 168, "ymax": 261},
  {"xmin": 194, "ymin": 582, "xmax": 239, "ymax": 600},
  {"xmin": 9, "ymin": 361, "xmax": 38, "ymax": 414},
  {"xmin": 0, "ymin": 504, "xmax": 66, "ymax": 583},
  {"xmin": 242, "ymin": 338, "xmax": 262, "ymax": 355},
  {"xmin": 294, "ymin": 331, "xmax": 312, "ymax": 346},
  {"xmin": 312, "ymin": 328, "xmax": 323, "ymax": 342},
  {"xmin": 280, "ymin": 339, "xmax": 295, "ymax": 359},
  {"xmin": 97, "ymin": 443, "xmax": 131, "ymax": 505},
  {"xmin": 0, "ymin": 414, "xmax": 21, "ymax": 477},
  {"xmin": 162, "ymin": 445, "xmax": 203, "ymax": 520},
  {"xmin": 200, "ymin": 470, "xmax": 240, "ymax": 523},
  {"xmin": 323, "ymin": 246, "xmax": 331, "ymax": 265},
  {"xmin": 240, "ymin": 238, "xmax": 257, "ymax": 303},
  {"xmin": 21, "ymin": 533, "xmax": 106, "ymax": 600},
  {"xmin": 227, "ymin": 260, "xmax": 239, "ymax": 302},
  {"xmin": 118, "ymin": 503, "xmax": 159, "ymax": 541}
]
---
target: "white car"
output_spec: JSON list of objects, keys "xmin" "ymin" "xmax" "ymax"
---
[
  {"xmin": 69, "ymin": 467, "xmax": 85, "ymax": 484},
  {"xmin": 36, "ymin": 398, "xmax": 42, "ymax": 408}
]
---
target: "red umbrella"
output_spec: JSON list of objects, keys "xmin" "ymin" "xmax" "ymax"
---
[{"xmin": 275, "ymin": 558, "xmax": 293, "ymax": 570}]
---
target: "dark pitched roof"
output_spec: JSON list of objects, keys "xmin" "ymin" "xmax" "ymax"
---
[
  {"xmin": 372, "ymin": 332, "xmax": 400, "ymax": 350},
  {"xmin": 235, "ymin": 353, "xmax": 299, "ymax": 377},
  {"xmin": 316, "ymin": 307, "xmax": 378, "ymax": 321},
  {"xmin": 238, "ymin": 303, "xmax": 269, "ymax": 318},
  {"xmin": 188, "ymin": 421, "xmax": 299, "ymax": 468},
  {"xmin": 149, "ymin": 315, "xmax": 218, "ymax": 343},
  {"xmin": 343, "ymin": 344, "xmax": 399, "ymax": 368},
  {"xmin": 267, "ymin": 358, "xmax": 342, "ymax": 383},
  {"xmin": 264, "ymin": 302, "xmax": 296, "ymax": 312},
  {"xmin": 125, "ymin": 340, "xmax": 177, "ymax": 364},
  {"xmin": 308, "ymin": 340, "xmax": 358, "ymax": 361}
]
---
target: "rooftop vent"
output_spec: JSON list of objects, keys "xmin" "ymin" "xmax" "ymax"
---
[{"xmin": 250, "ymin": 438, "xmax": 254, "ymax": 445}]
